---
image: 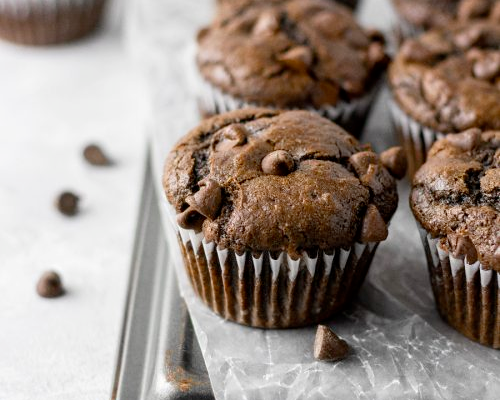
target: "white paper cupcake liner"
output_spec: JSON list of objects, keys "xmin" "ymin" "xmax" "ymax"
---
[
  {"xmin": 389, "ymin": 98, "xmax": 445, "ymax": 178},
  {"xmin": 0, "ymin": 0, "xmax": 105, "ymax": 45},
  {"xmin": 417, "ymin": 224, "xmax": 500, "ymax": 348},
  {"xmin": 197, "ymin": 74, "xmax": 382, "ymax": 138},
  {"xmin": 165, "ymin": 203, "xmax": 379, "ymax": 328}
]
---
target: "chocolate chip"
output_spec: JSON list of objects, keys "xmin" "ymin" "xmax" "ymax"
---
[
  {"xmin": 457, "ymin": 0, "xmax": 491, "ymax": 21},
  {"xmin": 83, "ymin": 144, "xmax": 112, "ymax": 166},
  {"xmin": 314, "ymin": 325, "xmax": 349, "ymax": 362},
  {"xmin": 473, "ymin": 53, "xmax": 500, "ymax": 80},
  {"xmin": 56, "ymin": 192, "xmax": 79, "ymax": 216},
  {"xmin": 349, "ymin": 151, "xmax": 379, "ymax": 176},
  {"xmin": 253, "ymin": 10, "xmax": 280, "ymax": 36},
  {"xmin": 186, "ymin": 179, "xmax": 222, "ymax": 220},
  {"xmin": 400, "ymin": 39, "xmax": 435, "ymax": 63},
  {"xmin": 277, "ymin": 46, "xmax": 313, "ymax": 73},
  {"xmin": 359, "ymin": 205, "xmax": 388, "ymax": 243},
  {"xmin": 37, "ymin": 271, "xmax": 64, "ymax": 298},
  {"xmin": 446, "ymin": 128, "xmax": 482, "ymax": 151},
  {"xmin": 454, "ymin": 26, "xmax": 482, "ymax": 50},
  {"xmin": 176, "ymin": 206, "xmax": 205, "ymax": 231},
  {"xmin": 448, "ymin": 234, "xmax": 478, "ymax": 264},
  {"xmin": 261, "ymin": 150, "xmax": 294, "ymax": 176},
  {"xmin": 215, "ymin": 124, "xmax": 248, "ymax": 152},
  {"xmin": 380, "ymin": 147, "xmax": 407, "ymax": 179}
]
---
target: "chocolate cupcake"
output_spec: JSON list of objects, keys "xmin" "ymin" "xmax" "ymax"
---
[
  {"xmin": 163, "ymin": 108, "xmax": 403, "ymax": 328},
  {"xmin": 196, "ymin": 0, "xmax": 389, "ymax": 137},
  {"xmin": 389, "ymin": 20, "xmax": 500, "ymax": 177},
  {"xmin": 392, "ymin": 0, "xmax": 500, "ymax": 38},
  {"xmin": 410, "ymin": 129, "xmax": 499, "ymax": 348},
  {"xmin": 0, "ymin": 0, "xmax": 106, "ymax": 45}
]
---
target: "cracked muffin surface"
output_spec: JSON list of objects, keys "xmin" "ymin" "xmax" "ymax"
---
[
  {"xmin": 390, "ymin": 20, "xmax": 500, "ymax": 133},
  {"xmin": 411, "ymin": 129, "xmax": 500, "ymax": 270},
  {"xmin": 196, "ymin": 0, "xmax": 388, "ymax": 109},
  {"xmin": 164, "ymin": 108, "xmax": 401, "ymax": 257}
]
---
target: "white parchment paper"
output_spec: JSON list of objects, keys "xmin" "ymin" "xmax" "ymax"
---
[{"xmin": 126, "ymin": 0, "xmax": 500, "ymax": 398}]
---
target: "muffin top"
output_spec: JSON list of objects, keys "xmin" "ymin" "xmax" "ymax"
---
[
  {"xmin": 411, "ymin": 129, "xmax": 499, "ymax": 270},
  {"xmin": 390, "ymin": 20, "xmax": 500, "ymax": 133},
  {"xmin": 393, "ymin": 0, "xmax": 500, "ymax": 31},
  {"xmin": 164, "ymin": 108, "xmax": 403, "ymax": 257},
  {"xmin": 197, "ymin": 0, "xmax": 388, "ymax": 109}
]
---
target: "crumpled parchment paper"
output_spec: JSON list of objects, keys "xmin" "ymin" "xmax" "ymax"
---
[{"xmin": 126, "ymin": 0, "xmax": 500, "ymax": 398}]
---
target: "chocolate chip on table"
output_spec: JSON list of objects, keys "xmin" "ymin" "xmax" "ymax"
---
[
  {"xmin": 448, "ymin": 233, "xmax": 478, "ymax": 264},
  {"xmin": 36, "ymin": 271, "xmax": 64, "ymax": 298},
  {"xmin": 83, "ymin": 144, "xmax": 112, "ymax": 166},
  {"xmin": 314, "ymin": 325, "xmax": 350, "ymax": 362},
  {"xmin": 446, "ymin": 128, "xmax": 482, "ymax": 151},
  {"xmin": 359, "ymin": 204, "xmax": 388, "ymax": 243},
  {"xmin": 56, "ymin": 192, "xmax": 80, "ymax": 216},
  {"xmin": 261, "ymin": 150, "xmax": 295, "ymax": 176},
  {"xmin": 380, "ymin": 146, "xmax": 407, "ymax": 179}
]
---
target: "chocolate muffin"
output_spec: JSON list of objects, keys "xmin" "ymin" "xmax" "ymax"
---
[
  {"xmin": 197, "ymin": 0, "xmax": 389, "ymax": 137},
  {"xmin": 389, "ymin": 20, "xmax": 500, "ymax": 177},
  {"xmin": 392, "ymin": 0, "xmax": 500, "ymax": 38},
  {"xmin": 411, "ymin": 129, "xmax": 499, "ymax": 348},
  {"xmin": 0, "ymin": 0, "xmax": 106, "ymax": 45},
  {"xmin": 163, "ymin": 108, "xmax": 403, "ymax": 328}
]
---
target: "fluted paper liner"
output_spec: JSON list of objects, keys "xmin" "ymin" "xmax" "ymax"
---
[
  {"xmin": 0, "ymin": 0, "xmax": 106, "ymax": 45},
  {"xmin": 389, "ymin": 99, "xmax": 445, "ymax": 178},
  {"xmin": 197, "ymin": 74, "xmax": 382, "ymax": 138},
  {"xmin": 417, "ymin": 224, "xmax": 500, "ymax": 348},
  {"xmin": 166, "ymin": 204, "xmax": 379, "ymax": 328}
]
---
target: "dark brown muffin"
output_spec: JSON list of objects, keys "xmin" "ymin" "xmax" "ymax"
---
[
  {"xmin": 410, "ymin": 129, "xmax": 499, "ymax": 348},
  {"xmin": 0, "ymin": 0, "xmax": 106, "ymax": 46},
  {"xmin": 389, "ymin": 20, "xmax": 500, "ymax": 176},
  {"xmin": 164, "ymin": 108, "xmax": 402, "ymax": 328},
  {"xmin": 392, "ymin": 0, "xmax": 500, "ymax": 36},
  {"xmin": 197, "ymin": 0, "xmax": 388, "ymax": 136}
]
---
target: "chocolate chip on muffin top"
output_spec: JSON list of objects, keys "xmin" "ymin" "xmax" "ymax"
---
[
  {"xmin": 411, "ymin": 129, "xmax": 499, "ymax": 270},
  {"xmin": 390, "ymin": 20, "xmax": 500, "ymax": 133},
  {"xmin": 164, "ymin": 108, "xmax": 400, "ymax": 257},
  {"xmin": 197, "ymin": 0, "xmax": 388, "ymax": 109}
]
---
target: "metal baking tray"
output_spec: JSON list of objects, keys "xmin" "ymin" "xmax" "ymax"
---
[{"xmin": 111, "ymin": 157, "xmax": 214, "ymax": 400}]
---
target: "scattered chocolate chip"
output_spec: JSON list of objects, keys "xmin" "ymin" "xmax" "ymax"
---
[
  {"xmin": 215, "ymin": 124, "xmax": 248, "ymax": 152},
  {"xmin": 454, "ymin": 26, "xmax": 482, "ymax": 50},
  {"xmin": 56, "ymin": 192, "xmax": 80, "ymax": 216},
  {"xmin": 314, "ymin": 325, "xmax": 349, "ymax": 362},
  {"xmin": 400, "ymin": 39, "xmax": 435, "ymax": 63},
  {"xmin": 253, "ymin": 10, "xmax": 280, "ymax": 36},
  {"xmin": 186, "ymin": 179, "xmax": 222, "ymax": 220},
  {"xmin": 448, "ymin": 234, "xmax": 478, "ymax": 264},
  {"xmin": 83, "ymin": 144, "xmax": 112, "ymax": 166},
  {"xmin": 277, "ymin": 46, "xmax": 313, "ymax": 73},
  {"xmin": 37, "ymin": 271, "xmax": 64, "ymax": 298},
  {"xmin": 359, "ymin": 204, "xmax": 388, "ymax": 243},
  {"xmin": 176, "ymin": 206, "xmax": 205, "ymax": 231},
  {"xmin": 446, "ymin": 128, "xmax": 482, "ymax": 151},
  {"xmin": 261, "ymin": 150, "xmax": 295, "ymax": 176},
  {"xmin": 349, "ymin": 151, "xmax": 379, "ymax": 176},
  {"xmin": 380, "ymin": 147, "xmax": 407, "ymax": 179},
  {"xmin": 457, "ymin": 0, "xmax": 491, "ymax": 21},
  {"xmin": 473, "ymin": 53, "xmax": 500, "ymax": 80}
]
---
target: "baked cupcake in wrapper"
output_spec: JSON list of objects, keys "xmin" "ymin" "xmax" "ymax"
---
[
  {"xmin": 411, "ymin": 130, "xmax": 499, "ymax": 348},
  {"xmin": 0, "ymin": 0, "xmax": 106, "ymax": 45},
  {"xmin": 196, "ymin": 0, "xmax": 389, "ymax": 137},
  {"xmin": 391, "ymin": 0, "xmax": 500, "ymax": 40},
  {"xmin": 163, "ymin": 108, "xmax": 405, "ymax": 328},
  {"xmin": 389, "ymin": 20, "xmax": 500, "ymax": 177}
]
